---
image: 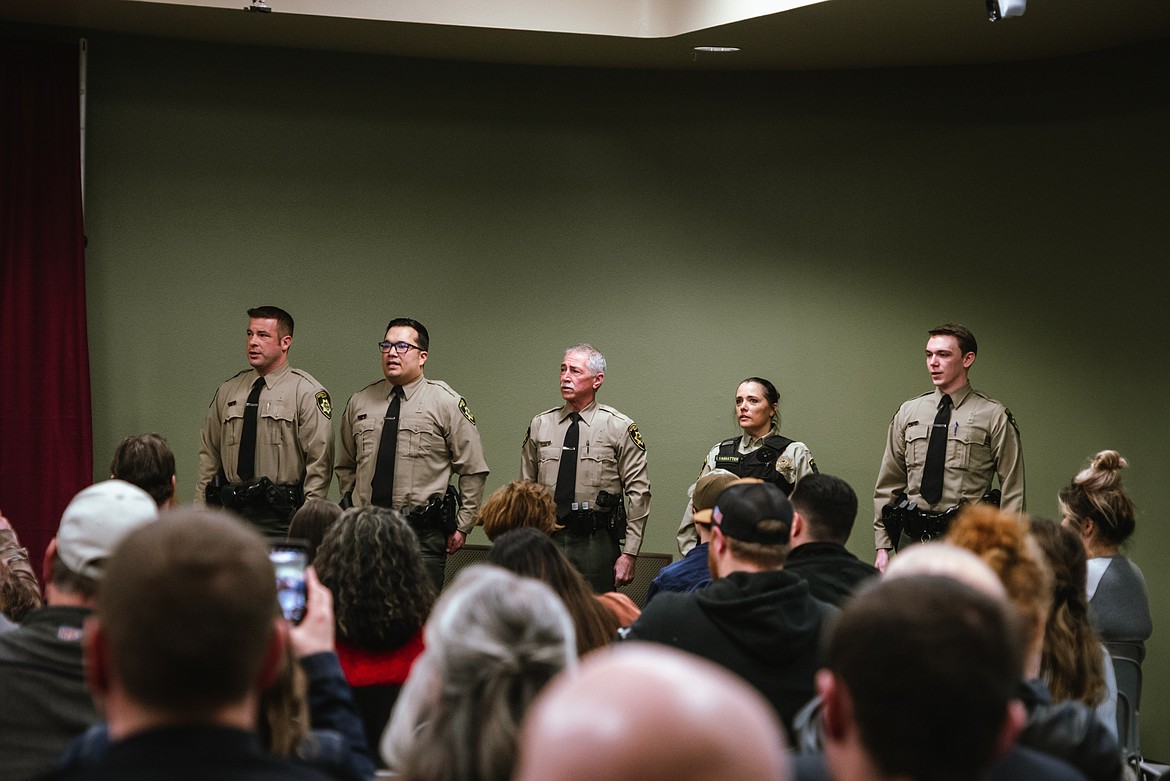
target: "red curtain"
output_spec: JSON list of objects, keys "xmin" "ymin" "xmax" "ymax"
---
[{"xmin": 1, "ymin": 38, "xmax": 92, "ymax": 576}]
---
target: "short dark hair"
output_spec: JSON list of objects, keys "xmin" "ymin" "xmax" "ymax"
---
[
  {"xmin": 928, "ymin": 323, "xmax": 977, "ymax": 356},
  {"xmin": 49, "ymin": 557, "xmax": 99, "ymax": 599},
  {"xmin": 110, "ymin": 433, "xmax": 176, "ymax": 507},
  {"xmin": 287, "ymin": 499, "xmax": 343, "ymax": 564},
  {"xmin": 386, "ymin": 318, "xmax": 429, "ymax": 351},
  {"xmin": 248, "ymin": 306, "xmax": 295, "ymax": 339},
  {"xmin": 827, "ymin": 575, "xmax": 1024, "ymax": 781},
  {"xmin": 96, "ymin": 509, "xmax": 279, "ymax": 715},
  {"xmin": 789, "ymin": 473, "xmax": 858, "ymax": 545}
]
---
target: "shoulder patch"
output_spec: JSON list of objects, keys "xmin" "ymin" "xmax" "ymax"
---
[
  {"xmin": 459, "ymin": 398, "xmax": 476, "ymax": 425},
  {"xmin": 315, "ymin": 391, "xmax": 332, "ymax": 419},
  {"xmin": 627, "ymin": 423, "xmax": 646, "ymax": 451}
]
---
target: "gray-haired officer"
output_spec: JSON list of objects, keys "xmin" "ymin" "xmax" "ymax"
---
[
  {"xmin": 335, "ymin": 317, "xmax": 488, "ymax": 592},
  {"xmin": 873, "ymin": 323, "xmax": 1024, "ymax": 572},
  {"xmin": 195, "ymin": 306, "xmax": 334, "ymax": 537},
  {"xmin": 521, "ymin": 344, "xmax": 651, "ymax": 593}
]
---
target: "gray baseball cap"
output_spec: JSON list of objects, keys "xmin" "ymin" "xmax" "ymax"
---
[{"xmin": 56, "ymin": 479, "xmax": 160, "ymax": 580}]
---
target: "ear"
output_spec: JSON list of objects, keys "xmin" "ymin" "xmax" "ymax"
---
[
  {"xmin": 991, "ymin": 700, "xmax": 1027, "ymax": 762},
  {"xmin": 257, "ymin": 619, "xmax": 289, "ymax": 690},
  {"xmin": 417, "ymin": 349, "xmax": 428, "ymax": 370},
  {"xmin": 790, "ymin": 512, "xmax": 806, "ymax": 541},
  {"xmin": 42, "ymin": 537, "xmax": 58, "ymax": 586},
  {"xmin": 962, "ymin": 351, "xmax": 976, "ymax": 370},
  {"xmin": 817, "ymin": 669, "xmax": 850, "ymax": 742},
  {"xmin": 710, "ymin": 525, "xmax": 729, "ymax": 556},
  {"xmin": 279, "ymin": 334, "xmax": 292, "ymax": 352},
  {"xmin": 83, "ymin": 615, "xmax": 111, "ymax": 700},
  {"xmin": 592, "ymin": 372, "xmax": 604, "ymax": 390}
]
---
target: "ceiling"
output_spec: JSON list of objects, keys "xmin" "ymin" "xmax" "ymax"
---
[{"xmin": 3, "ymin": 0, "xmax": 1170, "ymax": 71}]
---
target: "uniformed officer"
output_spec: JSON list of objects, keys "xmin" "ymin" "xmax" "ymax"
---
[
  {"xmin": 873, "ymin": 323, "xmax": 1024, "ymax": 571},
  {"xmin": 675, "ymin": 377, "xmax": 817, "ymax": 556},
  {"xmin": 335, "ymin": 318, "xmax": 488, "ymax": 592},
  {"xmin": 521, "ymin": 344, "xmax": 651, "ymax": 593},
  {"xmin": 195, "ymin": 306, "xmax": 334, "ymax": 537}
]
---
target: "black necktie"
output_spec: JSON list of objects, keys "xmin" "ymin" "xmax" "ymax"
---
[
  {"xmin": 371, "ymin": 385, "xmax": 405, "ymax": 508},
  {"xmin": 920, "ymin": 394, "xmax": 952, "ymax": 505},
  {"xmin": 236, "ymin": 377, "xmax": 265, "ymax": 481},
  {"xmin": 554, "ymin": 412, "xmax": 581, "ymax": 518}
]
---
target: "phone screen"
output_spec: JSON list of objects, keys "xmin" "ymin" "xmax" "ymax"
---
[{"xmin": 269, "ymin": 541, "xmax": 308, "ymax": 624}]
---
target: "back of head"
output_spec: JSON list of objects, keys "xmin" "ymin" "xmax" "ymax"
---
[
  {"xmin": 489, "ymin": 528, "xmax": 616, "ymax": 655},
  {"xmin": 53, "ymin": 479, "xmax": 160, "ymax": 598},
  {"xmin": 96, "ymin": 509, "xmax": 277, "ymax": 715},
  {"xmin": 109, "ymin": 434, "xmax": 176, "ymax": 507},
  {"xmin": 789, "ymin": 473, "xmax": 859, "ymax": 545},
  {"xmin": 1058, "ymin": 449, "xmax": 1137, "ymax": 547},
  {"xmin": 711, "ymin": 481, "xmax": 793, "ymax": 569},
  {"xmin": 824, "ymin": 575, "xmax": 1024, "ymax": 781},
  {"xmin": 514, "ymin": 644, "xmax": 789, "ymax": 781},
  {"xmin": 314, "ymin": 506, "xmax": 434, "ymax": 651},
  {"xmin": 946, "ymin": 504, "xmax": 1052, "ymax": 643},
  {"xmin": 884, "ymin": 541, "xmax": 1007, "ymax": 601},
  {"xmin": 479, "ymin": 480, "xmax": 559, "ymax": 541},
  {"xmin": 287, "ymin": 498, "xmax": 342, "ymax": 563},
  {"xmin": 383, "ymin": 565, "xmax": 574, "ymax": 781},
  {"xmin": 1028, "ymin": 518, "xmax": 1107, "ymax": 705}
]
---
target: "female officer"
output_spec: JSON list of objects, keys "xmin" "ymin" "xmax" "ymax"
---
[{"xmin": 675, "ymin": 377, "xmax": 817, "ymax": 555}]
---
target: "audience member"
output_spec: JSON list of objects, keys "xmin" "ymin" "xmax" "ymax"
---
[
  {"xmin": 785, "ymin": 473, "xmax": 877, "ymax": 606},
  {"xmin": 488, "ymin": 528, "xmax": 632, "ymax": 654},
  {"xmin": 1029, "ymin": 518, "xmax": 1117, "ymax": 736},
  {"xmin": 948, "ymin": 505, "xmax": 1124, "ymax": 781},
  {"xmin": 313, "ymin": 506, "xmax": 433, "ymax": 764},
  {"xmin": 818, "ymin": 575, "xmax": 1027, "ymax": 781},
  {"xmin": 644, "ymin": 470, "xmax": 741, "ymax": 604},
  {"xmin": 514, "ymin": 644, "xmax": 789, "ymax": 781},
  {"xmin": 287, "ymin": 499, "xmax": 343, "ymax": 564},
  {"xmin": 1058, "ymin": 449, "xmax": 1151, "ymax": 659},
  {"xmin": 109, "ymin": 433, "xmax": 177, "ymax": 508},
  {"xmin": 619, "ymin": 481, "xmax": 836, "ymax": 740},
  {"xmin": 61, "ymin": 566, "xmax": 374, "ymax": 781},
  {"xmin": 0, "ymin": 480, "xmax": 158, "ymax": 781},
  {"xmin": 381, "ymin": 565, "xmax": 575, "ymax": 781},
  {"xmin": 478, "ymin": 479, "xmax": 561, "ymax": 540},
  {"xmin": 1, "ymin": 509, "xmax": 42, "ymax": 627},
  {"xmin": 43, "ymin": 508, "xmax": 332, "ymax": 781}
]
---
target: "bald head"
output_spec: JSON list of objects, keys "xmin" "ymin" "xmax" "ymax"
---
[
  {"xmin": 884, "ymin": 542, "xmax": 1007, "ymax": 600},
  {"xmin": 515, "ymin": 645, "xmax": 789, "ymax": 781}
]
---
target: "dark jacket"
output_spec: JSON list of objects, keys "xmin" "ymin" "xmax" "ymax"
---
[
  {"xmin": 783, "ymin": 542, "xmax": 878, "ymax": 607},
  {"xmin": 1017, "ymin": 679, "xmax": 1125, "ymax": 781},
  {"xmin": 619, "ymin": 569, "xmax": 836, "ymax": 739}
]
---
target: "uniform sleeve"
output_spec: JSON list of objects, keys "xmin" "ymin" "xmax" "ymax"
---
[
  {"xmin": 991, "ymin": 407, "xmax": 1025, "ymax": 513},
  {"xmin": 445, "ymin": 398, "xmax": 489, "ymax": 532},
  {"xmin": 519, "ymin": 417, "xmax": 540, "ymax": 482},
  {"xmin": 195, "ymin": 388, "xmax": 225, "ymax": 506},
  {"xmin": 334, "ymin": 395, "xmax": 358, "ymax": 499},
  {"xmin": 616, "ymin": 421, "xmax": 652, "ymax": 557},
  {"xmin": 790, "ymin": 442, "xmax": 818, "ymax": 481},
  {"xmin": 675, "ymin": 445, "xmax": 717, "ymax": 556},
  {"xmin": 298, "ymin": 383, "xmax": 335, "ymax": 501},
  {"xmin": 872, "ymin": 409, "xmax": 909, "ymax": 551}
]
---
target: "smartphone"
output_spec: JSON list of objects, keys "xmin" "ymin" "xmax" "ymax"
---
[{"xmin": 269, "ymin": 539, "xmax": 309, "ymax": 625}]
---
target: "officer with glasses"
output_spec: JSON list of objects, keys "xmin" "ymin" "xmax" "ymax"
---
[{"xmin": 336, "ymin": 318, "xmax": 489, "ymax": 592}]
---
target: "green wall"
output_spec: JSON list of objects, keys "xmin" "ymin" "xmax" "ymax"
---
[{"xmin": 54, "ymin": 27, "xmax": 1170, "ymax": 755}]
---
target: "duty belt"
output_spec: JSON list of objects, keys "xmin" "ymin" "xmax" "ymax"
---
[
  {"xmin": 883, "ymin": 489, "xmax": 1002, "ymax": 550},
  {"xmin": 560, "ymin": 509, "xmax": 610, "ymax": 535}
]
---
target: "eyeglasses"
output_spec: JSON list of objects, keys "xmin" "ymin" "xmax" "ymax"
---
[{"xmin": 377, "ymin": 341, "xmax": 422, "ymax": 355}]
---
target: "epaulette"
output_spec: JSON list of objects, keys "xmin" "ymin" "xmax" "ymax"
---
[{"xmin": 596, "ymin": 403, "xmax": 633, "ymax": 423}]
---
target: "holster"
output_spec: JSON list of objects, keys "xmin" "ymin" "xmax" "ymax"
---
[
  {"xmin": 407, "ymin": 486, "xmax": 459, "ymax": 536},
  {"xmin": 883, "ymin": 488, "xmax": 1003, "ymax": 550},
  {"xmin": 213, "ymin": 476, "xmax": 304, "ymax": 521},
  {"xmin": 595, "ymin": 490, "xmax": 627, "ymax": 545}
]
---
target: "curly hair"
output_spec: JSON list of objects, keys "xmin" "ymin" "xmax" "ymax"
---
[
  {"xmin": 382, "ymin": 565, "xmax": 575, "ymax": 781},
  {"xmin": 1028, "ymin": 518, "xmax": 1108, "ymax": 706},
  {"xmin": 479, "ymin": 481, "xmax": 561, "ymax": 541},
  {"xmin": 946, "ymin": 504, "xmax": 1052, "ymax": 647},
  {"xmin": 314, "ymin": 506, "xmax": 435, "ymax": 652},
  {"xmin": 488, "ymin": 528, "xmax": 618, "ymax": 656},
  {"xmin": 1058, "ymin": 449, "xmax": 1137, "ymax": 547}
]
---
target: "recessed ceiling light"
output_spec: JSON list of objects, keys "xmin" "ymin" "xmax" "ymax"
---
[{"xmin": 693, "ymin": 46, "xmax": 740, "ymax": 53}]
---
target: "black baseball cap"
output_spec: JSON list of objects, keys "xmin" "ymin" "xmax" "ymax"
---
[{"xmin": 711, "ymin": 482, "xmax": 793, "ymax": 545}]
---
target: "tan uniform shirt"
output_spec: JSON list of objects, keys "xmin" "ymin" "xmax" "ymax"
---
[
  {"xmin": 873, "ymin": 383, "xmax": 1024, "ymax": 550},
  {"xmin": 520, "ymin": 400, "xmax": 652, "ymax": 557},
  {"xmin": 675, "ymin": 428, "xmax": 816, "ymax": 555},
  {"xmin": 335, "ymin": 375, "xmax": 488, "ymax": 533},
  {"xmin": 195, "ymin": 362, "xmax": 334, "ymax": 502}
]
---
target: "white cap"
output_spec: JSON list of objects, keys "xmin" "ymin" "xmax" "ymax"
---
[{"xmin": 56, "ymin": 480, "xmax": 160, "ymax": 580}]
